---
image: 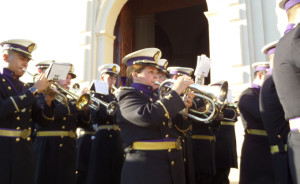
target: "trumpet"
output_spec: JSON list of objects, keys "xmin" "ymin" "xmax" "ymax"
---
[
  {"xmin": 111, "ymin": 85, "xmax": 120, "ymax": 96},
  {"xmin": 158, "ymin": 79, "xmax": 228, "ymax": 123},
  {"xmin": 88, "ymin": 91, "xmax": 118, "ymax": 115},
  {"xmin": 220, "ymin": 102, "xmax": 239, "ymax": 122},
  {"xmin": 23, "ymin": 68, "xmax": 69, "ymax": 107}
]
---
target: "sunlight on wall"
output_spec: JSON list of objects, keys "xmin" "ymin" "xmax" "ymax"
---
[{"xmin": 0, "ymin": 0, "xmax": 85, "ymax": 83}]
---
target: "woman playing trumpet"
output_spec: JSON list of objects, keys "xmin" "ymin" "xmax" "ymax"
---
[{"xmin": 117, "ymin": 48, "xmax": 194, "ymax": 184}]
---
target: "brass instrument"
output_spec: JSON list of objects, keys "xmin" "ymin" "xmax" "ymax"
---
[
  {"xmin": 158, "ymin": 79, "xmax": 228, "ymax": 123},
  {"xmin": 23, "ymin": 68, "xmax": 90, "ymax": 110},
  {"xmin": 23, "ymin": 68, "xmax": 69, "ymax": 107},
  {"xmin": 220, "ymin": 102, "xmax": 239, "ymax": 122},
  {"xmin": 111, "ymin": 85, "xmax": 120, "ymax": 96},
  {"xmin": 88, "ymin": 91, "xmax": 118, "ymax": 115}
]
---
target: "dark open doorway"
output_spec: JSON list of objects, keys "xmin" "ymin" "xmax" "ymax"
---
[{"xmin": 114, "ymin": 0, "xmax": 210, "ymax": 84}]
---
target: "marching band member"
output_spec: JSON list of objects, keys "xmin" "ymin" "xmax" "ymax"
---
[
  {"xmin": 273, "ymin": 1, "xmax": 300, "ymax": 183},
  {"xmin": 30, "ymin": 60, "xmax": 55, "ymax": 143},
  {"xmin": 167, "ymin": 66, "xmax": 196, "ymax": 184},
  {"xmin": 34, "ymin": 64, "xmax": 91, "ymax": 184},
  {"xmin": 156, "ymin": 59, "xmax": 169, "ymax": 86},
  {"xmin": 87, "ymin": 63, "xmax": 124, "ymax": 184},
  {"xmin": 0, "ymin": 39, "xmax": 55, "ymax": 184},
  {"xmin": 212, "ymin": 91, "xmax": 238, "ymax": 184},
  {"xmin": 238, "ymin": 62, "xmax": 275, "ymax": 184},
  {"xmin": 260, "ymin": 41, "xmax": 292, "ymax": 184},
  {"xmin": 117, "ymin": 48, "xmax": 194, "ymax": 184}
]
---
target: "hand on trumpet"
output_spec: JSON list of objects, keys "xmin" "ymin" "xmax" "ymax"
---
[
  {"xmin": 182, "ymin": 91, "xmax": 195, "ymax": 119},
  {"xmin": 183, "ymin": 92, "xmax": 195, "ymax": 109},
  {"xmin": 172, "ymin": 75, "xmax": 194, "ymax": 95},
  {"xmin": 33, "ymin": 73, "xmax": 54, "ymax": 106},
  {"xmin": 32, "ymin": 72, "xmax": 53, "ymax": 94}
]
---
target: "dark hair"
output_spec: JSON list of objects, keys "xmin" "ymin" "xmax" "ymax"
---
[
  {"xmin": 126, "ymin": 64, "xmax": 147, "ymax": 86},
  {"xmin": 3, "ymin": 49, "xmax": 30, "ymax": 59}
]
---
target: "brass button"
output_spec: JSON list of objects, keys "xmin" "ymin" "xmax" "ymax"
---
[
  {"xmin": 61, "ymin": 126, "xmax": 65, "ymax": 130},
  {"xmin": 165, "ymin": 134, "xmax": 169, "ymax": 138},
  {"xmin": 24, "ymin": 84, "xmax": 26, "ymax": 87},
  {"xmin": 106, "ymin": 122, "xmax": 110, "ymax": 125},
  {"xmin": 140, "ymin": 90, "xmax": 143, "ymax": 93},
  {"xmin": 28, "ymin": 127, "xmax": 31, "ymax": 130},
  {"xmin": 182, "ymin": 139, "xmax": 185, "ymax": 143},
  {"xmin": 109, "ymin": 135, "xmax": 112, "ymax": 138},
  {"xmin": 163, "ymin": 122, "xmax": 166, "ymax": 126},
  {"xmin": 150, "ymin": 98, "xmax": 153, "ymax": 102},
  {"xmin": 29, "ymin": 118, "xmax": 32, "ymax": 122},
  {"xmin": 184, "ymin": 158, "xmax": 186, "ymax": 162},
  {"xmin": 16, "ymin": 116, "xmax": 20, "ymax": 120},
  {"xmin": 8, "ymin": 86, "xmax": 11, "ymax": 90},
  {"xmin": 2, "ymin": 79, "xmax": 5, "ymax": 82},
  {"xmin": 16, "ymin": 138, "xmax": 20, "ymax": 142},
  {"xmin": 63, "ymin": 117, "xmax": 66, "ymax": 121},
  {"xmin": 27, "ymin": 137, "xmax": 31, "ymax": 141},
  {"xmin": 168, "ymin": 149, "xmax": 172, "ymax": 153},
  {"xmin": 16, "ymin": 127, "xmax": 20, "ymax": 130},
  {"xmin": 14, "ymin": 111, "xmax": 17, "ymax": 114},
  {"xmin": 278, "ymin": 135, "xmax": 281, "ymax": 138},
  {"xmin": 59, "ymin": 144, "xmax": 63, "ymax": 147},
  {"xmin": 101, "ymin": 96, "xmax": 104, "ymax": 98},
  {"xmin": 171, "ymin": 161, "xmax": 175, "ymax": 166}
]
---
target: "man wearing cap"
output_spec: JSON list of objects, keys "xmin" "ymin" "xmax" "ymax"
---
[
  {"xmin": 238, "ymin": 62, "xmax": 275, "ymax": 183},
  {"xmin": 166, "ymin": 66, "xmax": 196, "ymax": 184},
  {"xmin": 87, "ymin": 63, "xmax": 124, "ymax": 184},
  {"xmin": 33, "ymin": 64, "xmax": 91, "ymax": 184},
  {"xmin": 30, "ymin": 60, "xmax": 55, "ymax": 143},
  {"xmin": 0, "ymin": 39, "xmax": 55, "ymax": 184},
  {"xmin": 273, "ymin": 1, "xmax": 300, "ymax": 183},
  {"xmin": 153, "ymin": 58, "xmax": 169, "ymax": 91},
  {"xmin": 117, "ymin": 48, "xmax": 194, "ymax": 184},
  {"xmin": 212, "ymin": 91, "xmax": 239, "ymax": 184},
  {"xmin": 259, "ymin": 41, "xmax": 293, "ymax": 184}
]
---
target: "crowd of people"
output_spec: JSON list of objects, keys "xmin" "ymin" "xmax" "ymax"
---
[{"xmin": 1, "ymin": 0, "xmax": 300, "ymax": 184}]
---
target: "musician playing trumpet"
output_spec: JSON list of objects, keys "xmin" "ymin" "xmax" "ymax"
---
[
  {"xmin": 33, "ymin": 63, "xmax": 91, "ymax": 184},
  {"xmin": 0, "ymin": 39, "xmax": 55, "ymax": 184},
  {"xmin": 117, "ymin": 48, "xmax": 194, "ymax": 184},
  {"xmin": 87, "ymin": 63, "xmax": 124, "ymax": 184}
]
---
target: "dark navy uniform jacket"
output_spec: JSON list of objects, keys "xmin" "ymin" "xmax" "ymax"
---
[
  {"xmin": 260, "ymin": 74, "xmax": 290, "ymax": 151},
  {"xmin": 238, "ymin": 87, "xmax": 274, "ymax": 184},
  {"xmin": 87, "ymin": 92, "xmax": 124, "ymax": 184},
  {"xmin": 117, "ymin": 83, "xmax": 186, "ymax": 184},
  {"xmin": 0, "ymin": 68, "xmax": 55, "ymax": 184},
  {"xmin": 260, "ymin": 73, "xmax": 292, "ymax": 184},
  {"xmin": 214, "ymin": 108, "xmax": 238, "ymax": 169},
  {"xmin": 273, "ymin": 23, "xmax": 300, "ymax": 120},
  {"xmin": 34, "ymin": 98, "xmax": 90, "ymax": 184}
]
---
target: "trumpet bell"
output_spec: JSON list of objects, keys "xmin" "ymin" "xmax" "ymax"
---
[
  {"xmin": 106, "ymin": 101, "xmax": 118, "ymax": 115},
  {"xmin": 76, "ymin": 94, "xmax": 91, "ymax": 111}
]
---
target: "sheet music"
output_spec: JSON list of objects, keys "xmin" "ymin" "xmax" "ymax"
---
[
  {"xmin": 46, "ymin": 63, "xmax": 71, "ymax": 80},
  {"xmin": 91, "ymin": 80, "xmax": 109, "ymax": 95},
  {"xmin": 194, "ymin": 55, "xmax": 211, "ymax": 77}
]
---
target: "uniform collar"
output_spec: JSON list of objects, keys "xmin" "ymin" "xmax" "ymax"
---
[
  {"xmin": 266, "ymin": 68, "xmax": 272, "ymax": 76},
  {"xmin": 131, "ymin": 83, "xmax": 154, "ymax": 94},
  {"xmin": 284, "ymin": 23, "xmax": 295, "ymax": 34},
  {"xmin": 251, "ymin": 83, "xmax": 261, "ymax": 91},
  {"xmin": 0, "ymin": 67, "xmax": 15, "ymax": 78}
]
